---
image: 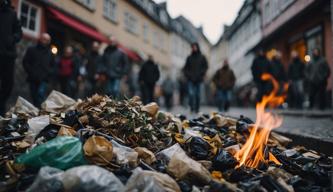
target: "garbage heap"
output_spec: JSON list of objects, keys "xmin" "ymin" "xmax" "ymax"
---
[{"xmin": 0, "ymin": 91, "xmax": 332, "ymax": 192}]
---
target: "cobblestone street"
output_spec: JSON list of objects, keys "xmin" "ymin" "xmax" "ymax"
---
[{"xmin": 167, "ymin": 106, "xmax": 333, "ymax": 143}]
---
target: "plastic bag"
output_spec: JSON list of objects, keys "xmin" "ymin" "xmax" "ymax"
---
[
  {"xmin": 157, "ymin": 144, "xmax": 211, "ymax": 185},
  {"xmin": 112, "ymin": 140, "xmax": 138, "ymax": 167},
  {"xmin": 134, "ymin": 147, "xmax": 156, "ymax": 165},
  {"xmin": 83, "ymin": 135, "xmax": 113, "ymax": 165},
  {"xmin": 27, "ymin": 166, "xmax": 64, "ymax": 192},
  {"xmin": 7, "ymin": 96, "xmax": 39, "ymax": 117},
  {"xmin": 124, "ymin": 167, "xmax": 181, "ymax": 192},
  {"xmin": 41, "ymin": 90, "xmax": 76, "ymax": 113},
  {"xmin": 15, "ymin": 136, "xmax": 86, "ymax": 170},
  {"xmin": 27, "ymin": 165, "xmax": 124, "ymax": 192},
  {"xmin": 141, "ymin": 102, "xmax": 159, "ymax": 117},
  {"xmin": 25, "ymin": 115, "xmax": 50, "ymax": 143},
  {"xmin": 212, "ymin": 149, "xmax": 238, "ymax": 171},
  {"xmin": 62, "ymin": 165, "xmax": 124, "ymax": 192},
  {"xmin": 188, "ymin": 137, "xmax": 210, "ymax": 160}
]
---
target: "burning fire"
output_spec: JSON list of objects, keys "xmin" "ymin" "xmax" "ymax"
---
[{"xmin": 235, "ymin": 73, "xmax": 288, "ymax": 168}]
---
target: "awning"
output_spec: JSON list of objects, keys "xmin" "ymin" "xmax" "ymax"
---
[
  {"xmin": 47, "ymin": 7, "xmax": 141, "ymax": 61},
  {"xmin": 47, "ymin": 7, "xmax": 108, "ymax": 42}
]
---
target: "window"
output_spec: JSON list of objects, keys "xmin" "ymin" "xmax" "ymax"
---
[
  {"xmin": 75, "ymin": 0, "xmax": 95, "ymax": 10},
  {"xmin": 143, "ymin": 23, "xmax": 149, "ymax": 42},
  {"xmin": 103, "ymin": 0, "xmax": 117, "ymax": 22},
  {"xmin": 18, "ymin": 0, "xmax": 41, "ymax": 37},
  {"xmin": 124, "ymin": 11, "xmax": 138, "ymax": 34}
]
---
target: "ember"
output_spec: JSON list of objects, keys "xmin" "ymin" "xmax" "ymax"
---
[{"xmin": 235, "ymin": 73, "xmax": 288, "ymax": 168}]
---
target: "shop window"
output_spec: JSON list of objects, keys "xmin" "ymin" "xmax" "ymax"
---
[
  {"xmin": 18, "ymin": 0, "xmax": 41, "ymax": 38},
  {"xmin": 124, "ymin": 11, "xmax": 138, "ymax": 35},
  {"xmin": 305, "ymin": 26, "xmax": 323, "ymax": 56},
  {"xmin": 103, "ymin": 0, "xmax": 117, "ymax": 22},
  {"xmin": 75, "ymin": 0, "xmax": 95, "ymax": 11}
]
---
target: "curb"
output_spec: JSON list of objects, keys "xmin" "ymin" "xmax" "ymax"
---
[
  {"xmin": 277, "ymin": 110, "xmax": 333, "ymax": 118},
  {"xmin": 274, "ymin": 130, "xmax": 333, "ymax": 156}
]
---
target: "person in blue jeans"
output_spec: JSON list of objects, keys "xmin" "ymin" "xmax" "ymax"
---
[
  {"xmin": 213, "ymin": 60, "xmax": 236, "ymax": 112},
  {"xmin": 182, "ymin": 43, "xmax": 208, "ymax": 113}
]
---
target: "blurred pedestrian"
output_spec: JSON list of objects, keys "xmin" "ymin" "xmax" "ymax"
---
[
  {"xmin": 162, "ymin": 75, "xmax": 175, "ymax": 110},
  {"xmin": 251, "ymin": 50, "xmax": 271, "ymax": 102},
  {"xmin": 0, "ymin": 0, "xmax": 22, "ymax": 116},
  {"xmin": 177, "ymin": 75, "xmax": 187, "ymax": 107},
  {"xmin": 288, "ymin": 51, "xmax": 305, "ymax": 109},
  {"xmin": 23, "ymin": 33, "xmax": 53, "ymax": 107},
  {"xmin": 213, "ymin": 60, "xmax": 236, "ymax": 112},
  {"xmin": 270, "ymin": 51, "xmax": 287, "ymax": 89},
  {"xmin": 305, "ymin": 48, "xmax": 330, "ymax": 110},
  {"xmin": 74, "ymin": 45, "xmax": 88, "ymax": 99},
  {"xmin": 86, "ymin": 41, "xmax": 101, "ymax": 96},
  {"xmin": 57, "ymin": 46, "xmax": 79, "ymax": 97},
  {"xmin": 183, "ymin": 42, "xmax": 208, "ymax": 113},
  {"xmin": 100, "ymin": 37, "xmax": 129, "ymax": 99},
  {"xmin": 139, "ymin": 55, "xmax": 160, "ymax": 104}
]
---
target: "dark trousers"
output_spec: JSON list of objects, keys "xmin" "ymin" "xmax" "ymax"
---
[
  {"xmin": 188, "ymin": 81, "xmax": 201, "ymax": 112},
  {"xmin": 141, "ymin": 83, "xmax": 155, "ymax": 104},
  {"xmin": 59, "ymin": 76, "xmax": 74, "ymax": 97},
  {"xmin": 164, "ymin": 93, "xmax": 173, "ymax": 110},
  {"xmin": 216, "ymin": 89, "xmax": 232, "ymax": 112},
  {"xmin": 0, "ymin": 56, "xmax": 15, "ymax": 116},
  {"xmin": 29, "ymin": 81, "xmax": 47, "ymax": 107},
  {"xmin": 309, "ymin": 82, "xmax": 327, "ymax": 110},
  {"xmin": 255, "ymin": 81, "xmax": 271, "ymax": 102},
  {"xmin": 288, "ymin": 80, "xmax": 303, "ymax": 109}
]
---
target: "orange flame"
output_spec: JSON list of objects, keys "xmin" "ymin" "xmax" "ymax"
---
[{"xmin": 234, "ymin": 73, "xmax": 288, "ymax": 168}]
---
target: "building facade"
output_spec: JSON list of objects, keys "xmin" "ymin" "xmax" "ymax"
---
[
  {"xmin": 226, "ymin": 0, "xmax": 262, "ymax": 87},
  {"xmin": 260, "ymin": 0, "xmax": 333, "ymax": 89}
]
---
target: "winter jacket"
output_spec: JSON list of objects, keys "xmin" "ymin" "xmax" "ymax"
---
[
  {"xmin": 100, "ymin": 46, "xmax": 130, "ymax": 79},
  {"xmin": 162, "ymin": 78, "xmax": 175, "ymax": 95},
  {"xmin": 183, "ymin": 52, "xmax": 208, "ymax": 83},
  {"xmin": 86, "ymin": 51, "xmax": 101, "ymax": 81},
  {"xmin": 213, "ymin": 66, "xmax": 236, "ymax": 90},
  {"xmin": 288, "ymin": 58, "xmax": 305, "ymax": 81},
  {"xmin": 23, "ymin": 44, "xmax": 54, "ymax": 82},
  {"xmin": 305, "ymin": 56, "xmax": 330, "ymax": 85},
  {"xmin": 251, "ymin": 56, "xmax": 271, "ymax": 83},
  {"xmin": 270, "ymin": 58, "xmax": 287, "ymax": 82},
  {"xmin": 139, "ymin": 60, "xmax": 160, "ymax": 85},
  {"xmin": 58, "ymin": 56, "xmax": 79, "ymax": 79},
  {"xmin": 0, "ymin": 3, "xmax": 22, "ymax": 58}
]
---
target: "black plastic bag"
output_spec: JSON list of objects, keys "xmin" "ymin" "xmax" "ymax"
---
[
  {"xmin": 212, "ymin": 149, "xmax": 237, "ymax": 171},
  {"xmin": 188, "ymin": 137, "xmax": 210, "ymax": 160}
]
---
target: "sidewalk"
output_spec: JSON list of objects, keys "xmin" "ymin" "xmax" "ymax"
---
[{"xmin": 166, "ymin": 105, "xmax": 333, "ymax": 154}]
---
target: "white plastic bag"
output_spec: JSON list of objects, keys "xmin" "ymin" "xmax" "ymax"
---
[{"xmin": 41, "ymin": 90, "xmax": 76, "ymax": 113}]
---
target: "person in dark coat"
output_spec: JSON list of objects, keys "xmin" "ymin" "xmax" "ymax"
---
[
  {"xmin": 23, "ymin": 33, "xmax": 53, "ymax": 107},
  {"xmin": 139, "ymin": 55, "xmax": 160, "ymax": 104},
  {"xmin": 270, "ymin": 51, "xmax": 287, "ymax": 86},
  {"xmin": 162, "ymin": 75, "xmax": 175, "ymax": 110},
  {"xmin": 0, "ymin": 0, "xmax": 22, "ymax": 115},
  {"xmin": 288, "ymin": 51, "xmax": 305, "ymax": 109},
  {"xmin": 86, "ymin": 41, "xmax": 101, "ymax": 96},
  {"xmin": 182, "ymin": 42, "xmax": 208, "ymax": 113},
  {"xmin": 99, "ymin": 37, "xmax": 130, "ymax": 98},
  {"xmin": 213, "ymin": 60, "xmax": 236, "ymax": 112},
  {"xmin": 251, "ymin": 50, "xmax": 271, "ymax": 102},
  {"xmin": 57, "ymin": 46, "xmax": 79, "ymax": 97},
  {"xmin": 305, "ymin": 48, "xmax": 330, "ymax": 110}
]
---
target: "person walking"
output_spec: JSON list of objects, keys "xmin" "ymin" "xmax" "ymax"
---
[
  {"xmin": 0, "ymin": 0, "xmax": 22, "ymax": 115},
  {"xmin": 99, "ymin": 37, "xmax": 129, "ymax": 99},
  {"xmin": 138, "ymin": 55, "xmax": 160, "ymax": 104},
  {"xmin": 86, "ymin": 41, "xmax": 101, "ymax": 96},
  {"xmin": 182, "ymin": 42, "xmax": 208, "ymax": 113},
  {"xmin": 288, "ymin": 51, "xmax": 305, "ymax": 109},
  {"xmin": 57, "ymin": 46, "xmax": 79, "ymax": 97},
  {"xmin": 162, "ymin": 75, "xmax": 175, "ymax": 110},
  {"xmin": 23, "ymin": 33, "xmax": 53, "ymax": 107},
  {"xmin": 305, "ymin": 48, "xmax": 330, "ymax": 110},
  {"xmin": 213, "ymin": 60, "xmax": 236, "ymax": 112},
  {"xmin": 251, "ymin": 50, "xmax": 271, "ymax": 102}
]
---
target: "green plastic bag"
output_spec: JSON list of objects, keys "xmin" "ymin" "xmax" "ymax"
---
[{"xmin": 16, "ymin": 136, "xmax": 87, "ymax": 170}]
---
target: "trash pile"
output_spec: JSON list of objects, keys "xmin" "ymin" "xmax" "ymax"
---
[{"xmin": 0, "ymin": 91, "xmax": 332, "ymax": 192}]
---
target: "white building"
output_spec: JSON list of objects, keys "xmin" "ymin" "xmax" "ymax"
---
[{"xmin": 227, "ymin": 0, "xmax": 262, "ymax": 87}]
